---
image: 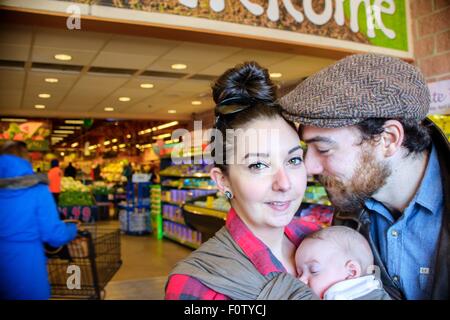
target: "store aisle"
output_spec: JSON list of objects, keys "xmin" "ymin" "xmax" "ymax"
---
[{"xmin": 98, "ymin": 221, "xmax": 192, "ymax": 300}]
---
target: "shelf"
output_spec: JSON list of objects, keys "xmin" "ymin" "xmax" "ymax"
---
[
  {"xmin": 163, "ymin": 233, "xmax": 199, "ymax": 250},
  {"xmin": 161, "ymin": 200, "xmax": 184, "ymax": 207},
  {"xmin": 160, "ymin": 173, "xmax": 211, "ymax": 178},
  {"xmin": 162, "ymin": 217, "xmax": 186, "ymax": 225},
  {"xmin": 183, "ymin": 204, "xmax": 228, "ymax": 220},
  {"xmin": 161, "ymin": 185, "xmax": 217, "ymax": 191}
]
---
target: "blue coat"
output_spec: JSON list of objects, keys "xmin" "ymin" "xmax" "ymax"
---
[{"xmin": 0, "ymin": 155, "xmax": 77, "ymax": 300}]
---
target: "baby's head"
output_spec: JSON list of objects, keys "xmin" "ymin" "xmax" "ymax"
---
[{"xmin": 295, "ymin": 226, "xmax": 374, "ymax": 298}]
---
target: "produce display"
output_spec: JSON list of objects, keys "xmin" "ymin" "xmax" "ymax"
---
[
  {"xmin": 429, "ymin": 114, "xmax": 450, "ymax": 141},
  {"xmin": 161, "ymin": 178, "xmax": 216, "ymax": 189},
  {"xmin": 101, "ymin": 160, "xmax": 128, "ymax": 182},
  {"xmin": 303, "ymin": 185, "xmax": 331, "ymax": 206},
  {"xmin": 90, "ymin": 181, "xmax": 113, "ymax": 195},
  {"xmin": 59, "ymin": 177, "xmax": 94, "ymax": 206}
]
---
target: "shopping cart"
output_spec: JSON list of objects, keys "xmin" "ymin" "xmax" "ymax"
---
[{"xmin": 47, "ymin": 224, "xmax": 122, "ymax": 299}]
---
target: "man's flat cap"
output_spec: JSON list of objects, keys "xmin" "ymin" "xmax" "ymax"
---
[{"xmin": 279, "ymin": 53, "xmax": 430, "ymax": 128}]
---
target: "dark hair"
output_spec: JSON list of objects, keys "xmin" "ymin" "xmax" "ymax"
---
[
  {"xmin": 0, "ymin": 141, "xmax": 29, "ymax": 159},
  {"xmin": 51, "ymin": 159, "xmax": 59, "ymax": 168},
  {"xmin": 356, "ymin": 118, "xmax": 431, "ymax": 155},
  {"xmin": 211, "ymin": 61, "xmax": 293, "ymax": 174}
]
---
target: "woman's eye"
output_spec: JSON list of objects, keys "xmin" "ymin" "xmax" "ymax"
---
[
  {"xmin": 248, "ymin": 162, "xmax": 268, "ymax": 171},
  {"xmin": 288, "ymin": 157, "xmax": 303, "ymax": 166}
]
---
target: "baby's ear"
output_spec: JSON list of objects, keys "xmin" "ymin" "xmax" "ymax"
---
[{"xmin": 345, "ymin": 260, "xmax": 362, "ymax": 279}]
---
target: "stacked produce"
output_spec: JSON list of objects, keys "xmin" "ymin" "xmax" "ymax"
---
[
  {"xmin": 59, "ymin": 177, "xmax": 94, "ymax": 206},
  {"xmin": 90, "ymin": 181, "xmax": 113, "ymax": 195},
  {"xmin": 102, "ymin": 160, "xmax": 128, "ymax": 182}
]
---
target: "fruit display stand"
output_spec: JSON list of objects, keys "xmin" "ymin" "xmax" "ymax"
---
[
  {"xmin": 296, "ymin": 178, "xmax": 334, "ymax": 227},
  {"xmin": 118, "ymin": 182, "xmax": 151, "ymax": 236},
  {"xmin": 160, "ymin": 164, "xmax": 217, "ymax": 249},
  {"xmin": 58, "ymin": 177, "xmax": 98, "ymax": 222},
  {"xmin": 91, "ymin": 181, "xmax": 115, "ymax": 220}
]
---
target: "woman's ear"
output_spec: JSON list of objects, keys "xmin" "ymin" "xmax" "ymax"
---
[
  {"xmin": 345, "ymin": 260, "xmax": 362, "ymax": 279},
  {"xmin": 381, "ymin": 120, "xmax": 404, "ymax": 158},
  {"xmin": 210, "ymin": 167, "xmax": 230, "ymax": 194}
]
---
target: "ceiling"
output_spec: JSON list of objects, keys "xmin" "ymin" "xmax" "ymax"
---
[{"xmin": 0, "ymin": 21, "xmax": 337, "ymax": 121}]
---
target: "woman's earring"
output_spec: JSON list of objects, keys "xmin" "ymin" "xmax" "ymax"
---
[{"xmin": 224, "ymin": 190, "xmax": 234, "ymax": 200}]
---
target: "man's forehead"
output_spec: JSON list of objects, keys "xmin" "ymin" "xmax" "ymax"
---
[{"xmin": 300, "ymin": 125, "xmax": 357, "ymax": 143}]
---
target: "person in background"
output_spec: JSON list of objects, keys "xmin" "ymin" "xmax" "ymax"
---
[
  {"xmin": 48, "ymin": 159, "xmax": 62, "ymax": 205},
  {"xmin": 64, "ymin": 162, "xmax": 77, "ymax": 179},
  {"xmin": 93, "ymin": 164, "xmax": 101, "ymax": 181},
  {"xmin": 0, "ymin": 141, "xmax": 78, "ymax": 299}
]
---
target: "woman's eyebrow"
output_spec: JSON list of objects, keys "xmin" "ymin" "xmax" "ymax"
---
[
  {"xmin": 243, "ymin": 152, "xmax": 269, "ymax": 159},
  {"xmin": 288, "ymin": 145, "xmax": 303, "ymax": 154}
]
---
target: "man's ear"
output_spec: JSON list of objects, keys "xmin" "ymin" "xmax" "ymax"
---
[
  {"xmin": 381, "ymin": 120, "xmax": 404, "ymax": 157},
  {"xmin": 345, "ymin": 260, "xmax": 362, "ymax": 279},
  {"xmin": 210, "ymin": 167, "xmax": 230, "ymax": 194}
]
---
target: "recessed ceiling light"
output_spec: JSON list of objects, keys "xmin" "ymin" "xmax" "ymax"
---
[
  {"xmin": 54, "ymin": 54, "xmax": 72, "ymax": 61},
  {"xmin": 126, "ymin": 134, "xmax": 131, "ymax": 139},
  {"xmin": 34, "ymin": 104, "xmax": 46, "ymax": 109},
  {"xmin": 104, "ymin": 107, "xmax": 114, "ymax": 112},
  {"xmin": 65, "ymin": 120, "xmax": 84, "ymax": 124},
  {"xmin": 140, "ymin": 83, "xmax": 154, "ymax": 89},
  {"xmin": 60, "ymin": 152, "xmax": 65, "ymax": 156},
  {"xmin": 168, "ymin": 110, "xmax": 177, "ymax": 114},
  {"xmin": 270, "ymin": 72, "xmax": 282, "ymax": 78},
  {"xmin": 191, "ymin": 101, "xmax": 202, "ymax": 105},
  {"xmin": 171, "ymin": 64, "xmax": 187, "ymax": 70},
  {"xmin": 45, "ymin": 78, "xmax": 59, "ymax": 83},
  {"xmin": 71, "ymin": 142, "xmax": 79, "ymax": 148},
  {"xmin": 1, "ymin": 118, "xmax": 27, "ymax": 122},
  {"xmin": 118, "ymin": 97, "xmax": 131, "ymax": 102},
  {"xmin": 54, "ymin": 130, "xmax": 74, "ymax": 134},
  {"xmin": 38, "ymin": 93, "xmax": 51, "ymax": 99}
]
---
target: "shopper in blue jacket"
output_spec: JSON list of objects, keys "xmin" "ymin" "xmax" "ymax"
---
[{"xmin": 0, "ymin": 141, "xmax": 78, "ymax": 300}]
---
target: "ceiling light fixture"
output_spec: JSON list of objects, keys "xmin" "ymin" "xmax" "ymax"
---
[
  {"xmin": 53, "ymin": 130, "xmax": 74, "ymax": 134},
  {"xmin": 140, "ymin": 83, "xmax": 154, "ymax": 89},
  {"xmin": 270, "ymin": 72, "xmax": 282, "ymax": 78},
  {"xmin": 118, "ymin": 97, "xmax": 130, "ymax": 102},
  {"xmin": 54, "ymin": 54, "xmax": 72, "ymax": 61},
  {"xmin": 168, "ymin": 110, "xmax": 177, "ymax": 114},
  {"xmin": 34, "ymin": 104, "xmax": 46, "ymax": 109},
  {"xmin": 45, "ymin": 78, "xmax": 59, "ymax": 83},
  {"xmin": 191, "ymin": 101, "xmax": 202, "ymax": 105},
  {"xmin": 38, "ymin": 93, "xmax": 51, "ymax": 99},
  {"xmin": 171, "ymin": 63, "xmax": 187, "ymax": 70},
  {"xmin": 65, "ymin": 120, "xmax": 84, "ymax": 124},
  {"xmin": 104, "ymin": 107, "xmax": 114, "ymax": 111}
]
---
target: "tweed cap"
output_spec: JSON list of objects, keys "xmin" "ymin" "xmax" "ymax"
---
[{"xmin": 279, "ymin": 53, "xmax": 431, "ymax": 128}]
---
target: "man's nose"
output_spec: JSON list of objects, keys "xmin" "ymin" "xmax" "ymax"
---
[
  {"xmin": 305, "ymin": 149, "xmax": 324, "ymax": 176},
  {"xmin": 273, "ymin": 167, "xmax": 291, "ymax": 192}
]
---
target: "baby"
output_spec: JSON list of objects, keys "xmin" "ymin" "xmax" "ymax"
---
[{"xmin": 295, "ymin": 226, "xmax": 390, "ymax": 300}]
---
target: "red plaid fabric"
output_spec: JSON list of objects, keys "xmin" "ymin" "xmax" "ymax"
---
[{"xmin": 165, "ymin": 207, "xmax": 324, "ymax": 300}]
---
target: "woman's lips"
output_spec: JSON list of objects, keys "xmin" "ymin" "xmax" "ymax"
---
[{"xmin": 265, "ymin": 201, "xmax": 292, "ymax": 212}]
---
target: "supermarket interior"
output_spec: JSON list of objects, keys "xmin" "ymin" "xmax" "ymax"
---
[{"xmin": 0, "ymin": 0, "xmax": 449, "ymax": 300}]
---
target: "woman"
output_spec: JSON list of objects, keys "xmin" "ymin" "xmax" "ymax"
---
[
  {"xmin": 0, "ymin": 141, "xmax": 78, "ymax": 299},
  {"xmin": 165, "ymin": 62, "xmax": 322, "ymax": 300}
]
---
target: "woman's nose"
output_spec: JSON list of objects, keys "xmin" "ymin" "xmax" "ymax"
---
[
  {"xmin": 299, "ymin": 274, "xmax": 309, "ymax": 285},
  {"xmin": 273, "ymin": 167, "xmax": 291, "ymax": 192},
  {"xmin": 305, "ymin": 150, "xmax": 324, "ymax": 176}
]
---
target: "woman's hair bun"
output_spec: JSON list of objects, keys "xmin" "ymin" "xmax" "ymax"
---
[{"xmin": 212, "ymin": 61, "xmax": 277, "ymax": 106}]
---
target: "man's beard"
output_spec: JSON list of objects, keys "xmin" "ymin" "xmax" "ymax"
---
[{"xmin": 317, "ymin": 148, "xmax": 391, "ymax": 212}]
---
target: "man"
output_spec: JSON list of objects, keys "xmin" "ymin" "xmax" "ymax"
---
[
  {"xmin": 279, "ymin": 53, "xmax": 449, "ymax": 300},
  {"xmin": 64, "ymin": 162, "xmax": 77, "ymax": 179}
]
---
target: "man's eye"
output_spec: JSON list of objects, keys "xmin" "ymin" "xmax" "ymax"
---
[
  {"xmin": 317, "ymin": 149, "xmax": 330, "ymax": 154},
  {"xmin": 288, "ymin": 157, "xmax": 303, "ymax": 166},
  {"xmin": 248, "ymin": 162, "xmax": 268, "ymax": 171}
]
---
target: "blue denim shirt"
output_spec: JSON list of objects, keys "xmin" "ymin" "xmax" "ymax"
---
[{"xmin": 365, "ymin": 145, "xmax": 444, "ymax": 300}]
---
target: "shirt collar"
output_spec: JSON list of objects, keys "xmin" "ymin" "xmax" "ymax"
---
[{"xmin": 414, "ymin": 144, "xmax": 443, "ymax": 215}]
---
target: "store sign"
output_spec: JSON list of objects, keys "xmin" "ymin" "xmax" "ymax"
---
[
  {"xmin": 0, "ymin": 120, "xmax": 51, "ymax": 151},
  {"xmin": 132, "ymin": 173, "xmax": 152, "ymax": 183},
  {"xmin": 428, "ymin": 79, "xmax": 450, "ymax": 115},
  {"xmin": 54, "ymin": 0, "xmax": 410, "ymax": 55},
  {"xmin": 59, "ymin": 205, "xmax": 96, "ymax": 222}
]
